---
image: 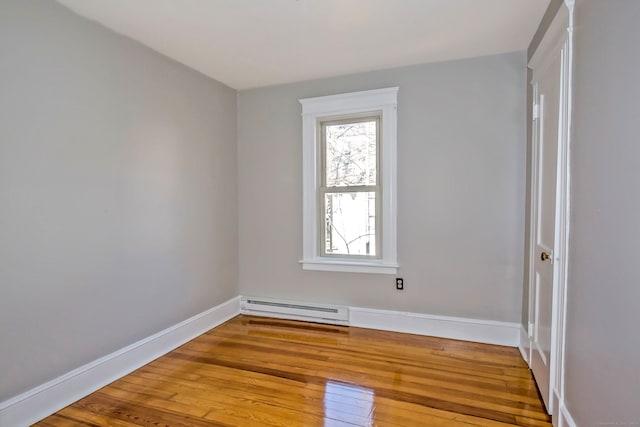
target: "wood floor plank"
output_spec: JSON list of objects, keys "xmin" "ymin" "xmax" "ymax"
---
[
  {"xmin": 34, "ymin": 315, "xmax": 551, "ymax": 426},
  {"xmin": 52, "ymin": 406, "xmax": 140, "ymax": 427},
  {"xmin": 142, "ymin": 360, "xmax": 524, "ymax": 427},
  {"xmin": 197, "ymin": 325, "xmax": 533, "ymax": 384},
  {"xmin": 174, "ymin": 339, "xmax": 543, "ymax": 405},
  {"xmin": 166, "ymin": 348, "xmax": 547, "ymax": 422}
]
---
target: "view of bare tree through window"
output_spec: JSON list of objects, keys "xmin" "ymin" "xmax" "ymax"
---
[
  {"xmin": 325, "ymin": 121, "xmax": 377, "ymax": 187},
  {"xmin": 322, "ymin": 118, "xmax": 378, "ymax": 256}
]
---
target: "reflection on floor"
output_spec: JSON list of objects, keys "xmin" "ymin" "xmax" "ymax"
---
[{"xmin": 324, "ymin": 381, "xmax": 375, "ymax": 425}]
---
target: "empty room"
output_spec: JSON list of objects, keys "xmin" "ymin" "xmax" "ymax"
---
[{"xmin": 1, "ymin": 1, "xmax": 638, "ymax": 426}]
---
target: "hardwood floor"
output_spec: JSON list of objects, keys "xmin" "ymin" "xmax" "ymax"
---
[{"xmin": 35, "ymin": 315, "xmax": 551, "ymax": 426}]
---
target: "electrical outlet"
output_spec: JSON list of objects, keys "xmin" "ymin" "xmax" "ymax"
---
[{"xmin": 396, "ymin": 278, "xmax": 404, "ymax": 290}]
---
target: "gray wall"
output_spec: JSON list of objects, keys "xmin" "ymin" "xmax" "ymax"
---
[
  {"xmin": 238, "ymin": 52, "xmax": 527, "ymax": 322},
  {"xmin": 0, "ymin": 1, "xmax": 238, "ymax": 401},
  {"xmin": 565, "ymin": 0, "xmax": 640, "ymax": 423},
  {"xmin": 527, "ymin": 0, "xmax": 565, "ymax": 60}
]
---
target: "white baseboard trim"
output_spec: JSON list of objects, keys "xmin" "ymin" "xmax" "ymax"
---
[
  {"xmin": 558, "ymin": 400, "xmax": 577, "ymax": 427},
  {"xmin": 519, "ymin": 324, "xmax": 530, "ymax": 365},
  {"xmin": 552, "ymin": 389, "xmax": 577, "ymax": 427},
  {"xmin": 0, "ymin": 296, "xmax": 240, "ymax": 427},
  {"xmin": 349, "ymin": 306, "xmax": 520, "ymax": 347}
]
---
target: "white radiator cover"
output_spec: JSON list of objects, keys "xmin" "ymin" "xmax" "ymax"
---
[{"xmin": 240, "ymin": 297, "xmax": 349, "ymax": 325}]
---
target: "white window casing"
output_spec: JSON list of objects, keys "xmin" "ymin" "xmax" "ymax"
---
[{"xmin": 299, "ymin": 87, "xmax": 398, "ymax": 274}]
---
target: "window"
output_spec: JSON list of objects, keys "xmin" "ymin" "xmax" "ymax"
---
[
  {"xmin": 321, "ymin": 114, "xmax": 380, "ymax": 258},
  {"xmin": 299, "ymin": 87, "xmax": 398, "ymax": 274}
]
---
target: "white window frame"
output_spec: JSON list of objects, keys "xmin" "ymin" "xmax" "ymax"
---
[{"xmin": 299, "ymin": 87, "xmax": 398, "ymax": 274}]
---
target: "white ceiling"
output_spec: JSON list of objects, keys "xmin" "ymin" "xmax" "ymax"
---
[{"xmin": 56, "ymin": 0, "xmax": 550, "ymax": 90}]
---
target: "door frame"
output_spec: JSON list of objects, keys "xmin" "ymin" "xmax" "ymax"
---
[{"xmin": 526, "ymin": 0, "xmax": 574, "ymax": 421}]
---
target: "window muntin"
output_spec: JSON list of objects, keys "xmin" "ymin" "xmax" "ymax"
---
[{"xmin": 320, "ymin": 115, "xmax": 381, "ymax": 258}]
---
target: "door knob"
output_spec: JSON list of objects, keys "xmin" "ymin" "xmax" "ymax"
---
[{"xmin": 540, "ymin": 251, "xmax": 551, "ymax": 261}]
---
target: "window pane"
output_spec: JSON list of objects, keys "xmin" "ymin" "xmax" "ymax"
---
[
  {"xmin": 325, "ymin": 120, "xmax": 377, "ymax": 187},
  {"xmin": 324, "ymin": 192, "xmax": 376, "ymax": 256}
]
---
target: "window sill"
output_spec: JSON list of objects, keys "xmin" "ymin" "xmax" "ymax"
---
[{"xmin": 300, "ymin": 259, "xmax": 398, "ymax": 275}]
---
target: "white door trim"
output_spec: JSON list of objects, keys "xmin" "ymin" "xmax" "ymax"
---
[{"xmin": 527, "ymin": 0, "xmax": 574, "ymax": 420}]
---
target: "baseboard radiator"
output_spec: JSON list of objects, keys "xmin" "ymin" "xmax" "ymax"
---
[{"xmin": 240, "ymin": 297, "xmax": 349, "ymax": 326}]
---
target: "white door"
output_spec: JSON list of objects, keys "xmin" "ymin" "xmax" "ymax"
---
[{"xmin": 530, "ymin": 49, "xmax": 562, "ymax": 411}]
